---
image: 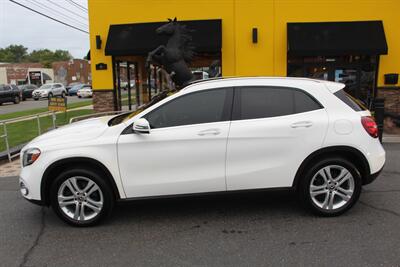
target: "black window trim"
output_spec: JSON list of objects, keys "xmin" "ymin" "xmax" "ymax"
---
[{"xmin": 232, "ymin": 85, "xmax": 324, "ymax": 121}]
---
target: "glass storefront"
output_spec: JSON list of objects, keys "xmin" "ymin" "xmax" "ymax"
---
[{"xmin": 287, "ymin": 55, "xmax": 378, "ymax": 109}]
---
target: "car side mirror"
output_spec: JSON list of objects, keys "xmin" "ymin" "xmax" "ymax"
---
[{"xmin": 133, "ymin": 118, "xmax": 151, "ymax": 134}]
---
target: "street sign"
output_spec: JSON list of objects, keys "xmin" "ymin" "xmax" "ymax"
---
[{"xmin": 48, "ymin": 97, "xmax": 67, "ymax": 112}]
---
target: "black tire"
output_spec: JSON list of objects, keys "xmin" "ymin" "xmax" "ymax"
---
[
  {"xmin": 298, "ymin": 157, "xmax": 362, "ymax": 217},
  {"xmin": 34, "ymin": 98, "xmax": 39, "ymax": 101},
  {"xmin": 48, "ymin": 93, "xmax": 53, "ymax": 98},
  {"xmin": 50, "ymin": 168, "xmax": 114, "ymax": 227},
  {"xmin": 61, "ymin": 92, "xmax": 65, "ymax": 98},
  {"xmin": 13, "ymin": 95, "xmax": 20, "ymax": 104}
]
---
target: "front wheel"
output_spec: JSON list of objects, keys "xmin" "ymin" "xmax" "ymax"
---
[
  {"xmin": 61, "ymin": 91, "xmax": 66, "ymax": 98},
  {"xmin": 48, "ymin": 93, "xmax": 53, "ymax": 98},
  {"xmin": 298, "ymin": 158, "xmax": 362, "ymax": 216},
  {"xmin": 14, "ymin": 95, "xmax": 20, "ymax": 104},
  {"xmin": 50, "ymin": 168, "xmax": 114, "ymax": 226}
]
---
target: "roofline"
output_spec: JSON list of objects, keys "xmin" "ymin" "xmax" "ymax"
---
[{"xmin": 183, "ymin": 76, "xmax": 333, "ymax": 90}]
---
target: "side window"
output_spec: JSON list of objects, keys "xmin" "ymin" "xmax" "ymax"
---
[
  {"xmin": 54, "ymin": 84, "xmax": 61, "ymax": 88},
  {"xmin": 144, "ymin": 88, "xmax": 231, "ymax": 129},
  {"xmin": 235, "ymin": 86, "xmax": 322, "ymax": 120},
  {"xmin": 293, "ymin": 90, "xmax": 322, "ymax": 113}
]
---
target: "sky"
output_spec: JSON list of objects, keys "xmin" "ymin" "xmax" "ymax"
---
[{"xmin": 0, "ymin": 0, "xmax": 89, "ymax": 58}]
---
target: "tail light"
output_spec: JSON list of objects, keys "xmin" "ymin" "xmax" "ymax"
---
[{"xmin": 361, "ymin": 116, "xmax": 378, "ymax": 138}]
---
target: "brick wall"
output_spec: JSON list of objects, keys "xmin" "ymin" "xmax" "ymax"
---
[
  {"xmin": 377, "ymin": 87, "xmax": 400, "ymax": 116},
  {"xmin": 92, "ymin": 90, "xmax": 115, "ymax": 112}
]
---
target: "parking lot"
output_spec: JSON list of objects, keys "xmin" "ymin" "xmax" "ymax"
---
[
  {"xmin": 0, "ymin": 96, "xmax": 89, "ymax": 115},
  {"xmin": 0, "ymin": 144, "xmax": 399, "ymax": 267}
]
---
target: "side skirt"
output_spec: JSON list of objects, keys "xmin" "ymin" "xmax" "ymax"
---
[{"xmin": 117, "ymin": 186, "xmax": 295, "ymax": 203}]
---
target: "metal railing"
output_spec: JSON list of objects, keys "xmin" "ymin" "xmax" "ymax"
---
[{"xmin": 0, "ymin": 111, "xmax": 57, "ymax": 162}]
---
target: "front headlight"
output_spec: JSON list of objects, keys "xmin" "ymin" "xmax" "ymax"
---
[{"xmin": 23, "ymin": 148, "xmax": 41, "ymax": 167}]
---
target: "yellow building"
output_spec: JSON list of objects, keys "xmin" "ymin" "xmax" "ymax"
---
[{"xmin": 88, "ymin": 0, "xmax": 400, "ymax": 115}]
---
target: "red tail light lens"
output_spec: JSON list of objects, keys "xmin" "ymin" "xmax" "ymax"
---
[{"xmin": 361, "ymin": 116, "xmax": 378, "ymax": 138}]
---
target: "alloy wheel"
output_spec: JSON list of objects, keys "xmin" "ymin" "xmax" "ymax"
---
[
  {"xmin": 309, "ymin": 165, "xmax": 355, "ymax": 211},
  {"xmin": 57, "ymin": 176, "xmax": 104, "ymax": 222}
]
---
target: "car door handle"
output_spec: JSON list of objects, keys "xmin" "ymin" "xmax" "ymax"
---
[
  {"xmin": 291, "ymin": 121, "xmax": 313, "ymax": 128},
  {"xmin": 198, "ymin": 128, "xmax": 221, "ymax": 136}
]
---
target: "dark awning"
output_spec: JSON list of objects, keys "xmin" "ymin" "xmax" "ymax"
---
[
  {"xmin": 287, "ymin": 21, "xmax": 388, "ymax": 57},
  {"xmin": 105, "ymin": 19, "xmax": 222, "ymax": 56}
]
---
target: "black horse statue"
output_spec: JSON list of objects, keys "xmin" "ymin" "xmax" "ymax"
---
[{"xmin": 146, "ymin": 18, "xmax": 195, "ymax": 87}]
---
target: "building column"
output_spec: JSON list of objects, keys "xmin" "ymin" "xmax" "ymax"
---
[{"xmin": 92, "ymin": 90, "xmax": 115, "ymax": 112}]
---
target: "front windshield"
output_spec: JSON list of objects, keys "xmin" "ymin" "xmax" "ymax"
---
[
  {"xmin": 108, "ymin": 90, "xmax": 178, "ymax": 126},
  {"xmin": 40, "ymin": 84, "xmax": 52, "ymax": 89}
]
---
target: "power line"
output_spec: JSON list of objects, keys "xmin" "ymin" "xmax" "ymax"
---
[
  {"xmin": 24, "ymin": 0, "xmax": 88, "ymax": 28},
  {"xmin": 65, "ymin": 0, "xmax": 87, "ymax": 12},
  {"xmin": 9, "ymin": 0, "xmax": 89, "ymax": 34},
  {"xmin": 44, "ymin": 0, "xmax": 88, "ymax": 22}
]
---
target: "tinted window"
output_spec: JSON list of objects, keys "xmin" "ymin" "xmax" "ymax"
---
[
  {"xmin": 236, "ymin": 87, "xmax": 322, "ymax": 120},
  {"xmin": 294, "ymin": 90, "xmax": 322, "ymax": 113},
  {"xmin": 334, "ymin": 89, "xmax": 366, "ymax": 111},
  {"xmin": 145, "ymin": 89, "xmax": 230, "ymax": 129}
]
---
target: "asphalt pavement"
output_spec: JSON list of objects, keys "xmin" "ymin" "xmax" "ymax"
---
[
  {"xmin": 0, "ymin": 96, "xmax": 89, "ymax": 115},
  {"xmin": 1, "ymin": 144, "xmax": 399, "ymax": 267}
]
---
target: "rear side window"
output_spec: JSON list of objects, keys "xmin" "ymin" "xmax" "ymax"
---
[
  {"xmin": 234, "ymin": 87, "xmax": 322, "ymax": 120},
  {"xmin": 334, "ymin": 90, "xmax": 367, "ymax": 111}
]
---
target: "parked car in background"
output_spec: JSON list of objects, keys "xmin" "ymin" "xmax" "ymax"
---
[
  {"xmin": 32, "ymin": 83, "xmax": 67, "ymax": 100},
  {"xmin": 77, "ymin": 86, "xmax": 92, "ymax": 98},
  {"xmin": 0, "ymin": 84, "xmax": 21, "ymax": 105},
  {"xmin": 18, "ymin": 84, "xmax": 38, "ymax": 100},
  {"xmin": 19, "ymin": 77, "xmax": 385, "ymax": 226},
  {"xmin": 69, "ymin": 84, "xmax": 90, "ymax": 96},
  {"xmin": 66, "ymin": 82, "xmax": 81, "ymax": 93},
  {"xmin": 192, "ymin": 71, "xmax": 209, "ymax": 81}
]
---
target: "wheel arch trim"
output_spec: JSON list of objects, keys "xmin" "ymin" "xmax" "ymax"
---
[
  {"xmin": 292, "ymin": 145, "xmax": 371, "ymax": 188},
  {"xmin": 41, "ymin": 157, "xmax": 121, "ymax": 205}
]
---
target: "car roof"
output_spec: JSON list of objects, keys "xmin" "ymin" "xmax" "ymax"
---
[{"xmin": 184, "ymin": 77, "xmax": 345, "ymax": 93}]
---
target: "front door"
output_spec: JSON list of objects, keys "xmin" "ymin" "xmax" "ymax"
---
[{"xmin": 117, "ymin": 88, "xmax": 233, "ymax": 198}]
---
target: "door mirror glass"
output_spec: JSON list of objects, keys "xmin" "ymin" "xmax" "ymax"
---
[{"xmin": 133, "ymin": 118, "xmax": 151, "ymax": 134}]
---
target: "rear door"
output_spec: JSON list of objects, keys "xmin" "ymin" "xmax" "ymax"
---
[{"xmin": 226, "ymin": 86, "xmax": 329, "ymax": 190}]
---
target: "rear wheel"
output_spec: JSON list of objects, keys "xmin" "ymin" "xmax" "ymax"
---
[
  {"xmin": 50, "ymin": 168, "xmax": 114, "ymax": 226},
  {"xmin": 13, "ymin": 95, "xmax": 20, "ymax": 104},
  {"xmin": 298, "ymin": 157, "xmax": 362, "ymax": 216}
]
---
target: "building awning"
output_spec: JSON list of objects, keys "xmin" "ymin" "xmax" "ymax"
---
[
  {"xmin": 42, "ymin": 72, "xmax": 52, "ymax": 81},
  {"xmin": 287, "ymin": 21, "xmax": 388, "ymax": 57},
  {"xmin": 105, "ymin": 19, "xmax": 222, "ymax": 56}
]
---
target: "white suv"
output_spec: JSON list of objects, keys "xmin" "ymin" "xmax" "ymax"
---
[
  {"xmin": 32, "ymin": 83, "xmax": 67, "ymax": 100},
  {"xmin": 19, "ymin": 77, "xmax": 385, "ymax": 226}
]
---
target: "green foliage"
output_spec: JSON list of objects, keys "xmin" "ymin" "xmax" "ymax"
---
[{"xmin": 0, "ymin": 44, "xmax": 72, "ymax": 66}]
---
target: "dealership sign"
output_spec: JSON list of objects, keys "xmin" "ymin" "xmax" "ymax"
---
[{"xmin": 48, "ymin": 97, "xmax": 67, "ymax": 112}]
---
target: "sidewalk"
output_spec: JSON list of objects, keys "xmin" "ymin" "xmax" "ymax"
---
[{"xmin": 0, "ymin": 159, "xmax": 20, "ymax": 177}]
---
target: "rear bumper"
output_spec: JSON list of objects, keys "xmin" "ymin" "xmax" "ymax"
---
[{"xmin": 363, "ymin": 165, "xmax": 384, "ymax": 185}]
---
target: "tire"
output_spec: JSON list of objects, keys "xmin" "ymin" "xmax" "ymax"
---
[
  {"xmin": 48, "ymin": 93, "xmax": 53, "ymax": 98},
  {"xmin": 298, "ymin": 157, "xmax": 362, "ymax": 216},
  {"xmin": 61, "ymin": 92, "xmax": 65, "ymax": 98},
  {"xmin": 34, "ymin": 98, "xmax": 39, "ymax": 101},
  {"xmin": 13, "ymin": 95, "xmax": 20, "ymax": 104},
  {"xmin": 50, "ymin": 168, "xmax": 114, "ymax": 227}
]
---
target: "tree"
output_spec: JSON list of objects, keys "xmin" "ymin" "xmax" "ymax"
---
[
  {"xmin": 0, "ymin": 45, "xmax": 28, "ymax": 62},
  {"xmin": 0, "ymin": 45, "xmax": 73, "ymax": 67}
]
